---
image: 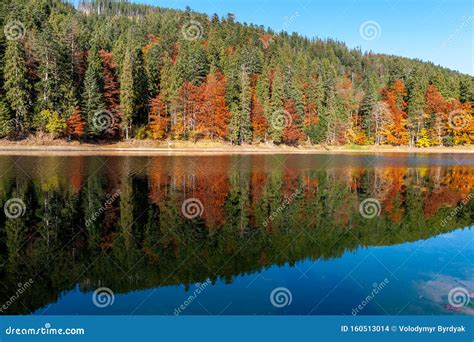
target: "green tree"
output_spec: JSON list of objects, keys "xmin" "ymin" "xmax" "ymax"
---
[
  {"xmin": 229, "ymin": 67, "xmax": 252, "ymax": 144},
  {"xmin": 269, "ymin": 71, "xmax": 284, "ymax": 143},
  {"xmin": 3, "ymin": 39, "xmax": 30, "ymax": 132},
  {"xmin": 81, "ymin": 46, "xmax": 104, "ymax": 137}
]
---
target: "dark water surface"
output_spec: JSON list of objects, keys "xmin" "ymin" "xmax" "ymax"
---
[{"xmin": 0, "ymin": 153, "xmax": 472, "ymax": 315}]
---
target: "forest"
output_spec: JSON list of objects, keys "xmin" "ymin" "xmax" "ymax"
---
[{"xmin": 0, "ymin": 0, "xmax": 473, "ymax": 146}]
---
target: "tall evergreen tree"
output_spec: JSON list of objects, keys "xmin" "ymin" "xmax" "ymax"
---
[
  {"xmin": 229, "ymin": 67, "xmax": 252, "ymax": 144},
  {"xmin": 269, "ymin": 71, "xmax": 285, "ymax": 143},
  {"xmin": 82, "ymin": 46, "xmax": 104, "ymax": 136},
  {"xmin": 3, "ymin": 38, "xmax": 30, "ymax": 132}
]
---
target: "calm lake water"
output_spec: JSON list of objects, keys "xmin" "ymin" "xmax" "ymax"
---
[{"xmin": 0, "ymin": 153, "xmax": 472, "ymax": 315}]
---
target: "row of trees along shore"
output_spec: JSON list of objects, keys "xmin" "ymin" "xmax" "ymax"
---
[{"xmin": 0, "ymin": 0, "xmax": 473, "ymax": 146}]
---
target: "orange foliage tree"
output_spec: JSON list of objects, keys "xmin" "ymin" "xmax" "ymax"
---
[
  {"xmin": 282, "ymin": 99, "xmax": 304, "ymax": 145},
  {"xmin": 251, "ymin": 82, "xmax": 267, "ymax": 142},
  {"xmin": 99, "ymin": 50, "xmax": 120, "ymax": 137},
  {"xmin": 149, "ymin": 94, "xmax": 168, "ymax": 139},
  {"xmin": 66, "ymin": 106, "xmax": 86, "ymax": 139},
  {"xmin": 382, "ymin": 80, "xmax": 409, "ymax": 145},
  {"xmin": 196, "ymin": 70, "xmax": 230, "ymax": 139}
]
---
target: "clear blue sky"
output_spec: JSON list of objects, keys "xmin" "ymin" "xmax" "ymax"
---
[{"xmin": 132, "ymin": 0, "xmax": 473, "ymax": 75}]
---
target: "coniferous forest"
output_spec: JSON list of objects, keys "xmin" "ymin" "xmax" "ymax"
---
[{"xmin": 0, "ymin": 0, "xmax": 473, "ymax": 146}]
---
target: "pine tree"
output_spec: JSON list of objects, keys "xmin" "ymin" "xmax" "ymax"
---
[
  {"xmin": 0, "ymin": 97, "xmax": 13, "ymax": 137},
  {"xmin": 3, "ymin": 39, "xmax": 30, "ymax": 132},
  {"xmin": 82, "ymin": 46, "xmax": 104, "ymax": 137},
  {"xmin": 269, "ymin": 71, "xmax": 284, "ymax": 143},
  {"xmin": 34, "ymin": 25, "xmax": 64, "ymax": 113},
  {"xmin": 120, "ymin": 47, "xmax": 135, "ymax": 139},
  {"xmin": 229, "ymin": 67, "xmax": 252, "ymax": 144},
  {"xmin": 239, "ymin": 68, "xmax": 252, "ymax": 143},
  {"xmin": 359, "ymin": 74, "xmax": 378, "ymax": 141},
  {"xmin": 406, "ymin": 67, "xmax": 427, "ymax": 147}
]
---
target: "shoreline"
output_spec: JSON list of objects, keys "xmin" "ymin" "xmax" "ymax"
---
[{"xmin": 0, "ymin": 141, "xmax": 473, "ymax": 156}]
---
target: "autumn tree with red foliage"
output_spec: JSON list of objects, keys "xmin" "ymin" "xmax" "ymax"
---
[
  {"xmin": 382, "ymin": 80, "xmax": 409, "ymax": 145},
  {"xmin": 282, "ymin": 99, "xmax": 304, "ymax": 145},
  {"xmin": 175, "ymin": 81, "xmax": 204, "ymax": 139},
  {"xmin": 195, "ymin": 70, "xmax": 230, "ymax": 139},
  {"xmin": 149, "ymin": 94, "xmax": 168, "ymax": 139},
  {"xmin": 99, "ymin": 50, "xmax": 120, "ymax": 137},
  {"xmin": 66, "ymin": 106, "xmax": 86, "ymax": 139},
  {"xmin": 251, "ymin": 92, "xmax": 267, "ymax": 141}
]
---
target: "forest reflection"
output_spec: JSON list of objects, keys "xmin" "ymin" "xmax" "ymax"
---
[{"xmin": 0, "ymin": 154, "xmax": 472, "ymax": 314}]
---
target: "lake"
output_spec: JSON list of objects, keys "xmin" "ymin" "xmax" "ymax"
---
[{"xmin": 0, "ymin": 153, "xmax": 472, "ymax": 315}]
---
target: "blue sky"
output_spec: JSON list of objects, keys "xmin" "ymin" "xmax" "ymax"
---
[{"xmin": 133, "ymin": 0, "xmax": 473, "ymax": 75}]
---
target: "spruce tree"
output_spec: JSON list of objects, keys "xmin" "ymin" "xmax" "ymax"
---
[
  {"xmin": 0, "ymin": 97, "xmax": 13, "ymax": 137},
  {"xmin": 239, "ymin": 68, "xmax": 252, "ymax": 143},
  {"xmin": 3, "ymin": 38, "xmax": 30, "ymax": 132},
  {"xmin": 82, "ymin": 46, "xmax": 104, "ymax": 137},
  {"xmin": 269, "ymin": 71, "xmax": 285, "ymax": 143},
  {"xmin": 120, "ymin": 47, "xmax": 135, "ymax": 140}
]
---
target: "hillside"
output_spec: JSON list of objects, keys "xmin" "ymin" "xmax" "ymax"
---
[{"xmin": 0, "ymin": 0, "xmax": 473, "ymax": 147}]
